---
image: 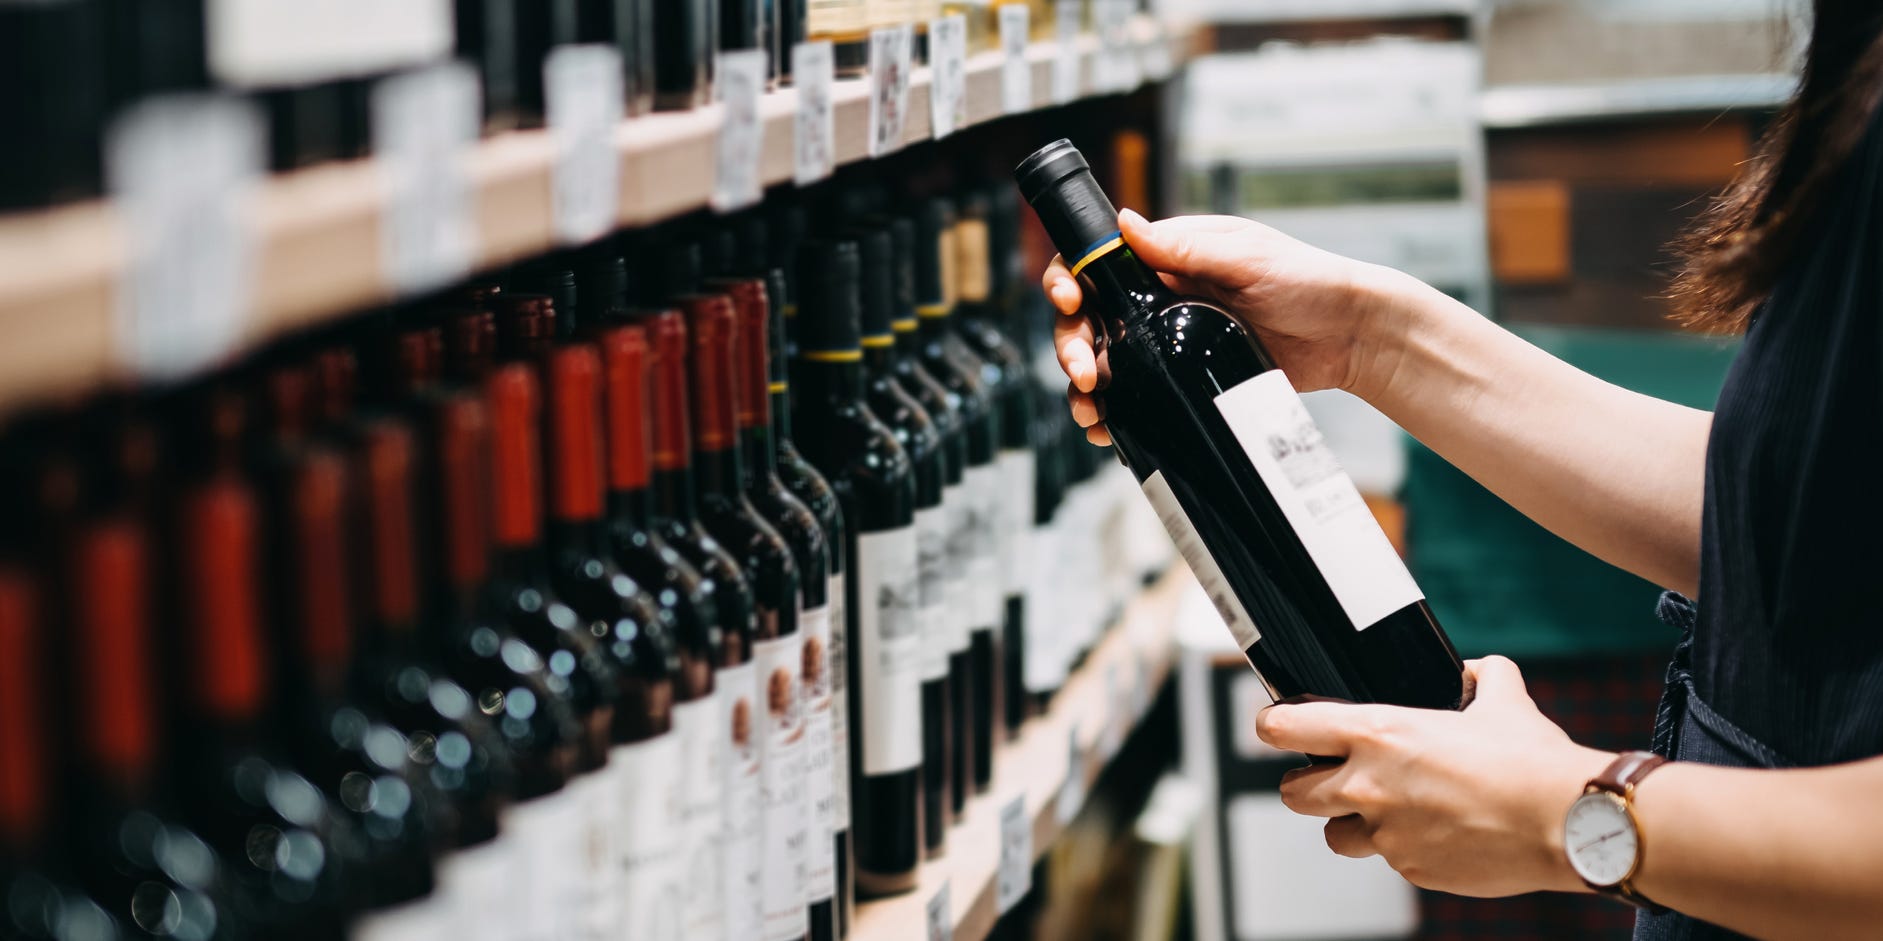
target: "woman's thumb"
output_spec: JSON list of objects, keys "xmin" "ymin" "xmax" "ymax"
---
[{"xmin": 1119, "ymin": 208, "xmax": 1223, "ymax": 282}]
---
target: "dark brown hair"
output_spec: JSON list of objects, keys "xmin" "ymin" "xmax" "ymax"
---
[{"xmin": 1672, "ymin": 3, "xmax": 1883, "ymax": 332}]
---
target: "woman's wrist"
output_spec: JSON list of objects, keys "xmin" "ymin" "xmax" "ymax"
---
[
  {"xmin": 1535, "ymin": 745, "xmax": 1626, "ymax": 894},
  {"xmin": 1342, "ymin": 262, "xmax": 1465, "ymax": 405}
]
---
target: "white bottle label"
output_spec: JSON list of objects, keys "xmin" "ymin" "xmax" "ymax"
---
[
  {"xmin": 1213, "ymin": 370, "xmax": 1423, "ymax": 630},
  {"xmin": 579, "ymin": 762, "xmax": 623, "ymax": 939},
  {"xmin": 800, "ymin": 604, "xmax": 838, "ymax": 903},
  {"xmin": 351, "ymin": 894, "xmax": 447, "ymax": 941},
  {"xmin": 754, "ymin": 632, "xmax": 809, "ymax": 941},
  {"xmin": 437, "ymin": 835, "xmax": 513, "ymax": 939},
  {"xmin": 857, "ymin": 526, "xmax": 923, "ymax": 775},
  {"xmin": 914, "ymin": 505, "xmax": 952, "ymax": 682},
  {"xmin": 504, "ymin": 793, "xmax": 585, "ymax": 941},
  {"xmin": 617, "ymin": 734, "xmax": 685, "ymax": 939},
  {"xmin": 964, "ymin": 463, "xmax": 1005, "ymax": 631},
  {"xmin": 942, "ymin": 483, "xmax": 974, "ymax": 654},
  {"xmin": 718, "ymin": 661, "xmax": 765, "ymax": 941},
  {"xmin": 1141, "ymin": 470, "xmax": 1261, "ymax": 649},
  {"xmin": 999, "ymin": 449, "xmax": 1036, "ymax": 599},
  {"xmin": 673, "ymin": 693, "xmax": 727, "ymax": 940},
  {"xmin": 827, "ymin": 573, "xmax": 851, "ymax": 831},
  {"xmin": 1023, "ymin": 510, "xmax": 1062, "ymax": 694}
]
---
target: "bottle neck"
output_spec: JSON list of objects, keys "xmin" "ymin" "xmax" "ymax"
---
[
  {"xmin": 607, "ymin": 484, "xmax": 654, "ymax": 531},
  {"xmin": 917, "ymin": 309, "xmax": 954, "ymax": 341},
  {"xmin": 546, "ymin": 516, "xmax": 610, "ymax": 565},
  {"xmin": 651, "ymin": 465, "xmax": 696, "ymax": 525},
  {"xmin": 494, "ymin": 542, "xmax": 549, "ymax": 586},
  {"xmin": 740, "ymin": 422, "xmax": 777, "ymax": 481},
  {"xmin": 1073, "ymin": 244, "xmax": 1176, "ymax": 337},
  {"xmin": 863, "ymin": 340, "xmax": 896, "ymax": 376},
  {"xmin": 796, "ymin": 357, "xmax": 867, "ymax": 408},
  {"xmin": 694, "ymin": 445, "xmax": 744, "ymax": 502}
]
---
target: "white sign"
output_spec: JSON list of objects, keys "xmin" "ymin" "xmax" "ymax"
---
[
  {"xmin": 927, "ymin": 16, "xmax": 968, "ymax": 139},
  {"xmin": 867, "ymin": 25, "xmax": 915, "ymax": 157},
  {"xmin": 1053, "ymin": 0, "xmax": 1083, "ymax": 104},
  {"xmin": 1056, "ymin": 723, "xmax": 1087, "ymax": 826},
  {"xmin": 106, "ymin": 93, "xmax": 262, "ymax": 381},
  {"xmin": 373, "ymin": 61, "xmax": 479, "ymax": 294},
  {"xmin": 996, "ymin": 796, "xmax": 1033, "ymax": 914},
  {"xmin": 1000, "ymin": 5, "xmax": 1033, "ymax": 114},
  {"xmin": 926, "ymin": 881, "xmax": 951, "ymax": 941},
  {"xmin": 545, "ymin": 44, "xmax": 623, "ymax": 245},
  {"xmin": 792, "ymin": 42, "xmax": 836, "ymax": 186},
  {"xmin": 714, "ymin": 49, "xmax": 768, "ymax": 211}
]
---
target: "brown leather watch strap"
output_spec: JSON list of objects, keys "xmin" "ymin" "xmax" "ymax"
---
[{"xmin": 1593, "ymin": 751, "xmax": 1668, "ymax": 797}]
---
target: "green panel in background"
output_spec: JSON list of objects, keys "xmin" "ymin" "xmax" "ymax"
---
[{"xmin": 1403, "ymin": 324, "xmax": 1739, "ymax": 659}]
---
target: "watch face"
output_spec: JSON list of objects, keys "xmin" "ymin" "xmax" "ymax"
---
[{"xmin": 1565, "ymin": 791, "xmax": 1639, "ymax": 886}]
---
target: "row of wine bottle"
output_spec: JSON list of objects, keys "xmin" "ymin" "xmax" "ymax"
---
[
  {"xmin": 0, "ymin": 0, "xmax": 1128, "ymax": 210},
  {"xmin": 0, "ymin": 175, "xmax": 1168, "ymax": 941}
]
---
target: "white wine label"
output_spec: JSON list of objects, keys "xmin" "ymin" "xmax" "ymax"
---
[
  {"xmin": 792, "ymin": 42, "xmax": 837, "ymax": 186},
  {"xmin": 964, "ymin": 464, "xmax": 1005, "ymax": 630},
  {"xmin": 718, "ymin": 660, "xmax": 765, "ymax": 941},
  {"xmin": 755, "ymin": 631, "xmax": 809, "ymax": 941},
  {"xmin": 373, "ymin": 62, "xmax": 478, "ymax": 296},
  {"xmin": 1213, "ymin": 370, "xmax": 1423, "ymax": 630},
  {"xmin": 927, "ymin": 15, "xmax": 969, "ymax": 140},
  {"xmin": 350, "ymin": 894, "xmax": 447, "ymax": 941},
  {"xmin": 207, "ymin": 0, "xmax": 452, "ymax": 87},
  {"xmin": 999, "ymin": 449, "xmax": 1036, "ymax": 598},
  {"xmin": 942, "ymin": 484, "xmax": 975, "ymax": 654},
  {"xmin": 800, "ymin": 604, "xmax": 838, "ymax": 902},
  {"xmin": 437, "ymin": 835, "xmax": 513, "ymax": 938},
  {"xmin": 505, "ymin": 792, "xmax": 585, "ymax": 941},
  {"xmin": 546, "ymin": 44, "xmax": 623, "ymax": 246},
  {"xmin": 579, "ymin": 762, "xmax": 623, "ymax": 938},
  {"xmin": 617, "ymin": 734, "xmax": 685, "ymax": 940},
  {"xmin": 926, "ymin": 881, "xmax": 952, "ymax": 941},
  {"xmin": 1052, "ymin": 0, "xmax": 1082, "ymax": 104},
  {"xmin": 857, "ymin": 526, "xmax": 923, "ymax": 774},
  {"xmin": 867, "ymin": 24, "xmax": 915, "ymax": 157},
  {"xmin": 995, "ymin": 795, "xmax": 1032, "ymax": 914},
  {"xmin": 106, "ymin": 94, "xmax": 261, "ymax": 382},
  {"xmin": 1140, "ymin": 470, "xmax": 1260, "ymax": 649},
  {"xmin": 673, "ymin": 692, "xmax": 727, "ymax": 939},
  {"xmin": 827, "ymin": 573, "xmax": 851, "ymax": 830},
  {"xmin": 713, "ymin": 49, "xmax": 769, "ymax": 212},
  {"xmin": 915, "ymin": 505, "xmax": 952, "ymax": 682},
  {"xmin": 999, "ymin": 4, "xmax": 1033, "ymax": 114}
]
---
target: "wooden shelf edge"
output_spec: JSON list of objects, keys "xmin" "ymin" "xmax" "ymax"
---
[{"xmin": 851, "ymin": 565, "xmax": 1195, "ymax": 941}]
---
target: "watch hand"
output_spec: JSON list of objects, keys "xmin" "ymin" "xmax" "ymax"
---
[{"xmin": 1575, "ymin": 829, "xmax": 1628, "ymax": 853}]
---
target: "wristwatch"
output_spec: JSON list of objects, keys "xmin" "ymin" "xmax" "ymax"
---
[{"xmin": 1563, "ymin": 750, "xmax": 1668, "ymax": 912}]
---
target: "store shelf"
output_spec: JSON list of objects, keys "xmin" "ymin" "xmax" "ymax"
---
[
  {"xmin": 0, "ymin": 16, "xmax": 1193, "ymax": 419},
  {"xmin": 852, "ymin": 565, "xmax": 1192, "ymax": 941},
  {"xmin": 1480, "ymin": 72, "xmax": 1795, "ymax": 128}
]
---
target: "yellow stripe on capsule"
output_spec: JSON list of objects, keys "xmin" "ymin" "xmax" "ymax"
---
[
  {"xmin": 915, "ymin": 303, "xmax": 951, "ymax": 318},
  {"xmin": 860, "ymin": 334, "xmax": 894, "ymax": 348},
  {"xmin": 1068, "ymin": 236, "xmax": 1124, "ymax": 279},
  {"xmin": 800, "ymin": 349, "xmax": 863, "ymax": 362},
  {"xmin": 768, "ymin": 382, "xmax": 788, "ymax": 394},
  {"xmin": 891, "ymin": 318, "xmax": 918, "ymax": 333}
]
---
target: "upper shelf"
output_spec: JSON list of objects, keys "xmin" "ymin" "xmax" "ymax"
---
[{"xmin": 0, "ymin": 16, "xmax": 1192, "ymax": 420}]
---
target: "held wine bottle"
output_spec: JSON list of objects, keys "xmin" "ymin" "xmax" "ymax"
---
[
  {"xmin": 763, "ymin": 211, "xmax": 856, "ymax": 932},
  {"xmin": 717, "ymin": 262, "xmax": 845, "ymax": 941},
  {"xmin": 913, "ymin": 199, "xmax": 999, "ymax": 805},
  {"xmin": 1014, "ymin": 139, "xmax": 1466, "ymax": 710},
  {"xmin": 791, "ymin": 238, "xmax": 923, "ymax": 897},
  {"xmin": 851, "ymin": 225, "xmax": 953, "ymax": 855}
]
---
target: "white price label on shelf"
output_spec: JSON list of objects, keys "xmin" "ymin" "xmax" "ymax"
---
[
  {"xmin": 1096, "ymin": 0, "xmax": 1135, "ymax": 94},
  {"xmin": 927, "ymin": 15, "xmax": 968, "ymax": 139},
  {"xmin": 996, "ymin": 796, "xmax": 1032, "ymax": 915},
  {"xmin": 1102, "ymin": 661, "xmax": 1126, "ymax": 759},
  {"xmin": 1052, "ymin": 0, "xmax": 1082, "ymax": 104},
  {"xmin": 926, "ymin": 881, "xmax": 951, "ymax": 941},
  {"xmin": 1133, "ymin": 655, "xmax": 1152, "ymax": 720},
  {"xmin": 792, "ymin": 41, "xmax": 835, "ymax": 186},
  {"xmin": 867, "ymin": 24, "xmax": 914, "ymax": 157},
  {"xmin": 106, "ymin": 93, "xmax": 262, "ymax": 381},
  {"xmin": 1056, "ymin": 723, "xmax": 1087, "ymax": 826},
  {"xmin": 1141, "ymin": 22, "xmax": 1175, "ymax": 82},
  {"xmin": 373, "ymin": 62, "xmax": 479, "ymax": 295},
  {"xmin": 545, "ymin": 44, "xmax": 623, "ymax": 245},
  {"xmin": 999, "ymin": 5, "xmax": 1032, "ymax": 114},
  {"xmin": 713, "ymin": 49, "xmax": 768, "ymax": 211}
]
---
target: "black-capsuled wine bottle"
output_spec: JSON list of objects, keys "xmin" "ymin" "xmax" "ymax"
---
[
  {"xmin": 791, "ymin": 238, "xmax": 923, "ymax": 898},
  {"xmin": 762, "ymin": 212, "xmax": 855, "ymax": 933},
  {"xmin": 913, "ymin": 199, "xmax": 999, "ymax": 805},
  {"xmin": 1014, "ymin": 139, "xmax": 1466, "ymax": 710},
  {"xmin": 957, "ymin": 188, "xmax": 1037, "ymax": 737},
  {"xmin": 653, "ymin": 0, "xmax": 711, "ymax": 110},
  {"xmin": 851, "ymin": 225, "xmax": 953, "ymax": 856}
]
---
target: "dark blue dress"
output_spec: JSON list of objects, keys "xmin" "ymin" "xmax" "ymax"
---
[{"xmin": 1636, "ymin": 110, "xmax": 1883, "ymax": 940}]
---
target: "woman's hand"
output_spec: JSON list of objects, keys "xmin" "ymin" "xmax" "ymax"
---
[
  {"xmin": 1256, "ymin": 657, "xmax": 1615, "ymax": 898},
  {"xmin": 1043, "ymin": 209, "xmax": 1428, "ymax": 445}
]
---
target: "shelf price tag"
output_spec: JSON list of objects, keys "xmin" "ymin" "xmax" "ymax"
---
[
  {"xmin": 373, "ymin": 62, "xmax": 479, "ymax": 295},
  {"xmin": 713, "ymin": 49, "xmax": 768, "ymax": 211},
  {"xmin": 867, "ymin": 24, "xmax": 915, "ymax": 157},
  {"xmin": 1000, "ymin": 5, "xmax": 1032, "ymax": 114},
  {"xmin": 927, "ymin": 15, "xmax": 968, "ymax": 139},
  {"xmin": 1102, "ymin": 661, "xmax": 1126, "ymax": 759},
  {"xmin": 1052, "ymin": 0, "xmax": 1082, "ymax": 104},
  {"xmin": 1141, "ymin": 21, "xmax": 1175, "ymax": 82},
  {"xmin": 1057, "ymin": 723, "xmax": 1087, "ymax": 826},
  {"xmin": 792, "ymin": 41, "xmax": 836, "ymax": 186},
  {"xmin": 106, "ymin": 93, "xmax": 262, "ymax": 381},
  {"xmin": 996, "ymin": 796, "xmax": 1032, "ymax": 915},
  {"xmin": 926, "ymin": 881, "xmax": 951, "ymax": 941},
  {"xmin": 545, "ymin": 44, "xmax": 623, "ymax": 246}
]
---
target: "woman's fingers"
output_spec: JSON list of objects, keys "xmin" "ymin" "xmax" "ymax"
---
[
  {"xmin": 1055, "ymin": 315, "xmax": 1098, "ymax": 393},
  {"xmin": 1119, "ymin": 209, "xmax": 1250, "ymax": 285},
  {"xmin": 1277, "ymin": 762, "xmax": 1353, "ymax": 818},
  {"xmin": 1041, "ymin": 255, "xmax": 1082, "ymax": 316},
  {"xmin": 1067, "ymin": 384, "xmax": 1104, "ymax": 428},
  {"xmin": 1324, "ymin": 814, "xmax": 1379, "ymax": 859},
  {"xmin": 1255, "ymin": 701, "xmax": 1386, "ymax": 758},
  {"xmin": 1461, "ymin": 656, "xmax": 1529, "ymax": 710},
  {"xmin": 1085, "ymin": 426, "xmax": 1113, "ymax": 446}
]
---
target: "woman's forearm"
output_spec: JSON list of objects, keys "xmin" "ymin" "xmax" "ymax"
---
[{"xmin": 1355, "ymin": 270, "xmax": 1712, "ymax": 595}]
